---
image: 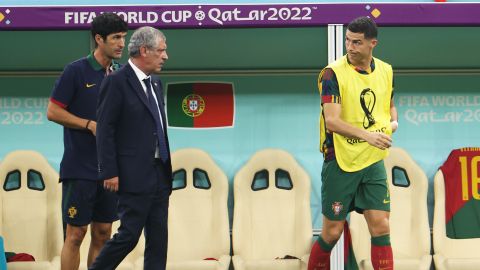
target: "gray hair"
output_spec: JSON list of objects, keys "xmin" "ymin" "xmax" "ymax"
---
[{"xmin": 128, "ymin": 26, "xmax": 166, "ymax": 57}]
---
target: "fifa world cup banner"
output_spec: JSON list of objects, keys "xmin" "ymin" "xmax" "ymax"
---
[
  {"xmin": 2, "ymin": 4, "xmax": 480, "ymax": 30},
  {"xmin": 166, "ymin": 82, "xmax": 235, "ymax": 128}
]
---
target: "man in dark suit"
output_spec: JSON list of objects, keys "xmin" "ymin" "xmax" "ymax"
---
[{"xmin": 90, "ymin": 26, "xmax": 172, "ymax": 270}]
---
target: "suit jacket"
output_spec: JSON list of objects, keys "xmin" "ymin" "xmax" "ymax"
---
[{"xmin": 97, "ymin": 63, "xmax": 172, "ymax": 193}]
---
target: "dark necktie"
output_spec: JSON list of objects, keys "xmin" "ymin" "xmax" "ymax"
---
[{"xmin": 143, "ymin": 77, "xmax": 169, "ymax": 162}]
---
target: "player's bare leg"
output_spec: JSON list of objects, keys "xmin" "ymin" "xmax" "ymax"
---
[{"xmin": 308, "ymin": 216, "xmax": 345, "ymax": 270}]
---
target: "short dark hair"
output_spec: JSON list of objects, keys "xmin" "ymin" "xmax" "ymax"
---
[
  {"xmin": 91, "ymin": 13, "xmax": 128, "ymax": 46},
  {"xmin": 347, "ymin": 16, "xmax": 378, "ymax": 39}
]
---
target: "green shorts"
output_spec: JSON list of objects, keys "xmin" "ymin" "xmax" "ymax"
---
[{"xmin": 321, "ymin": 159, "xmax": 390, "ymax": 220}]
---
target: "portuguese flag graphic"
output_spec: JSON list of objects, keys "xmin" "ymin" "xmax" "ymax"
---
[
  {"xmin": 440, "ymin": 147, "xmax": 480, "ymax": 239},
  {"xmin": 166, "ymin": 82, "xmax": 235, "ymax": 128}
]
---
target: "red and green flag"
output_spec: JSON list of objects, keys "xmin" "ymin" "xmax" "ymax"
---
[
  {"xmin": 166, "ymin": 82, "xmax": 235, "ymax": 128},
  {"xmin": 441, "ymin": 147, "xmax": 480, "ymax": 239}
]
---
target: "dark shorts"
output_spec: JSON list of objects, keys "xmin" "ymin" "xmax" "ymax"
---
[
  {"xmin": 321, "ymin": 159, "xmax": 390, "ymax": 220},
  {"xmin": 62, "ymin": 179, "xmax": 118, "ymax": 226}
]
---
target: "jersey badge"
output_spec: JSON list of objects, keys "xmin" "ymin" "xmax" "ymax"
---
[
  {"xmin": 332, "ymin": 202, "xmax": 343, "ymax": 216},
  {"xmin": 68, "ymin": 206, "xmax": 78, "ymax": 218}
]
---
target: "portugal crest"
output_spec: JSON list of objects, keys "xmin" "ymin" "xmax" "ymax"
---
[
  {"xmin": 332, "ymin": 202, "xmax": 343, "ymax": 216},
  {"xmin": 182, "ymin": 94, "xmax": 205, "ymax": 117},
  {"xmin": 68, "ymin": 206, "xmax": 77, "ymax": 219}
]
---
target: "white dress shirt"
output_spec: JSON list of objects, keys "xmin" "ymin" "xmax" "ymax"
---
[{"xmin": 128, "ymin": 59, "xmax": 165, "ymax": 158}]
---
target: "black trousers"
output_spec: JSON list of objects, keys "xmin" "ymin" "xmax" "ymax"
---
[{"xmin": 89, "ymin": 163, "xmax": 170, "ymax": 270}]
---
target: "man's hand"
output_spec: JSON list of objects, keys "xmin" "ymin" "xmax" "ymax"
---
[
  {"xmin": 87, "ymin": 120, "xmax": 97, "ymax": 136},
  {"xmin": 103, "ymin": 176, "xmax": 119, "ymax": 192},
  {"xmin": 365, "ymin": 131, "xmax": 392, "ymax": 150}
]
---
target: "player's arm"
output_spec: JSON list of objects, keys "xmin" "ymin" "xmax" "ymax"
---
[
  {"xmin": 323, "ymin": 103, "xmax": 392, "ymax": 150},
  {"xmin": 320, "ymin": 68, "xmax": 391, "ymax": 150},
  {"xmin": 46, "ymin": 101, "xmax": 96, "ymax": 135},
  {"xmin": 389, "ymin": 75, "xmax": 398, "ymax": 132},
  {"xmin": 390, "ymin": 97, "xmax": 398, "ymax": 132}
]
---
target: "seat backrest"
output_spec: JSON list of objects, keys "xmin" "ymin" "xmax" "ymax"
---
[
  {"xmin": 0, "ymin": 150, "xmax": 62, "ymax": 261},
  {"xmin": 232, "ymin": 149, "xmax": 311, "ymax": 260},
  {"xmin": 433, "ymin": 165, "xmax": 480, "ymax": 258},
  {"xmin": 350, "ymin": 147, "xmax": 430, "ymax": 262},
  {"xmin": 167, "ymin": 148, "xmax": 229, "ymax": 261}
]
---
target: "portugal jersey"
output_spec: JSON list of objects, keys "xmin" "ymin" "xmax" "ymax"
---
[{"xmin": 440, "ymin": 147, "xmax": 480, "ymax": 239}]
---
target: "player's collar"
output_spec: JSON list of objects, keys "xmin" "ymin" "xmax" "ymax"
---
[
  {"xmin": 346, "ymin": 55, "xmax": 375, "ymax": 74},
  {"xmin": 87, "ymin": 52, "xmax": 119, "ymax": 72}
]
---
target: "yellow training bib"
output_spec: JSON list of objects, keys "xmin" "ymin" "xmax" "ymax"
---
[{"xmin": 320, "ymin": 55, "xmax": 393, "ymax": 172}]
